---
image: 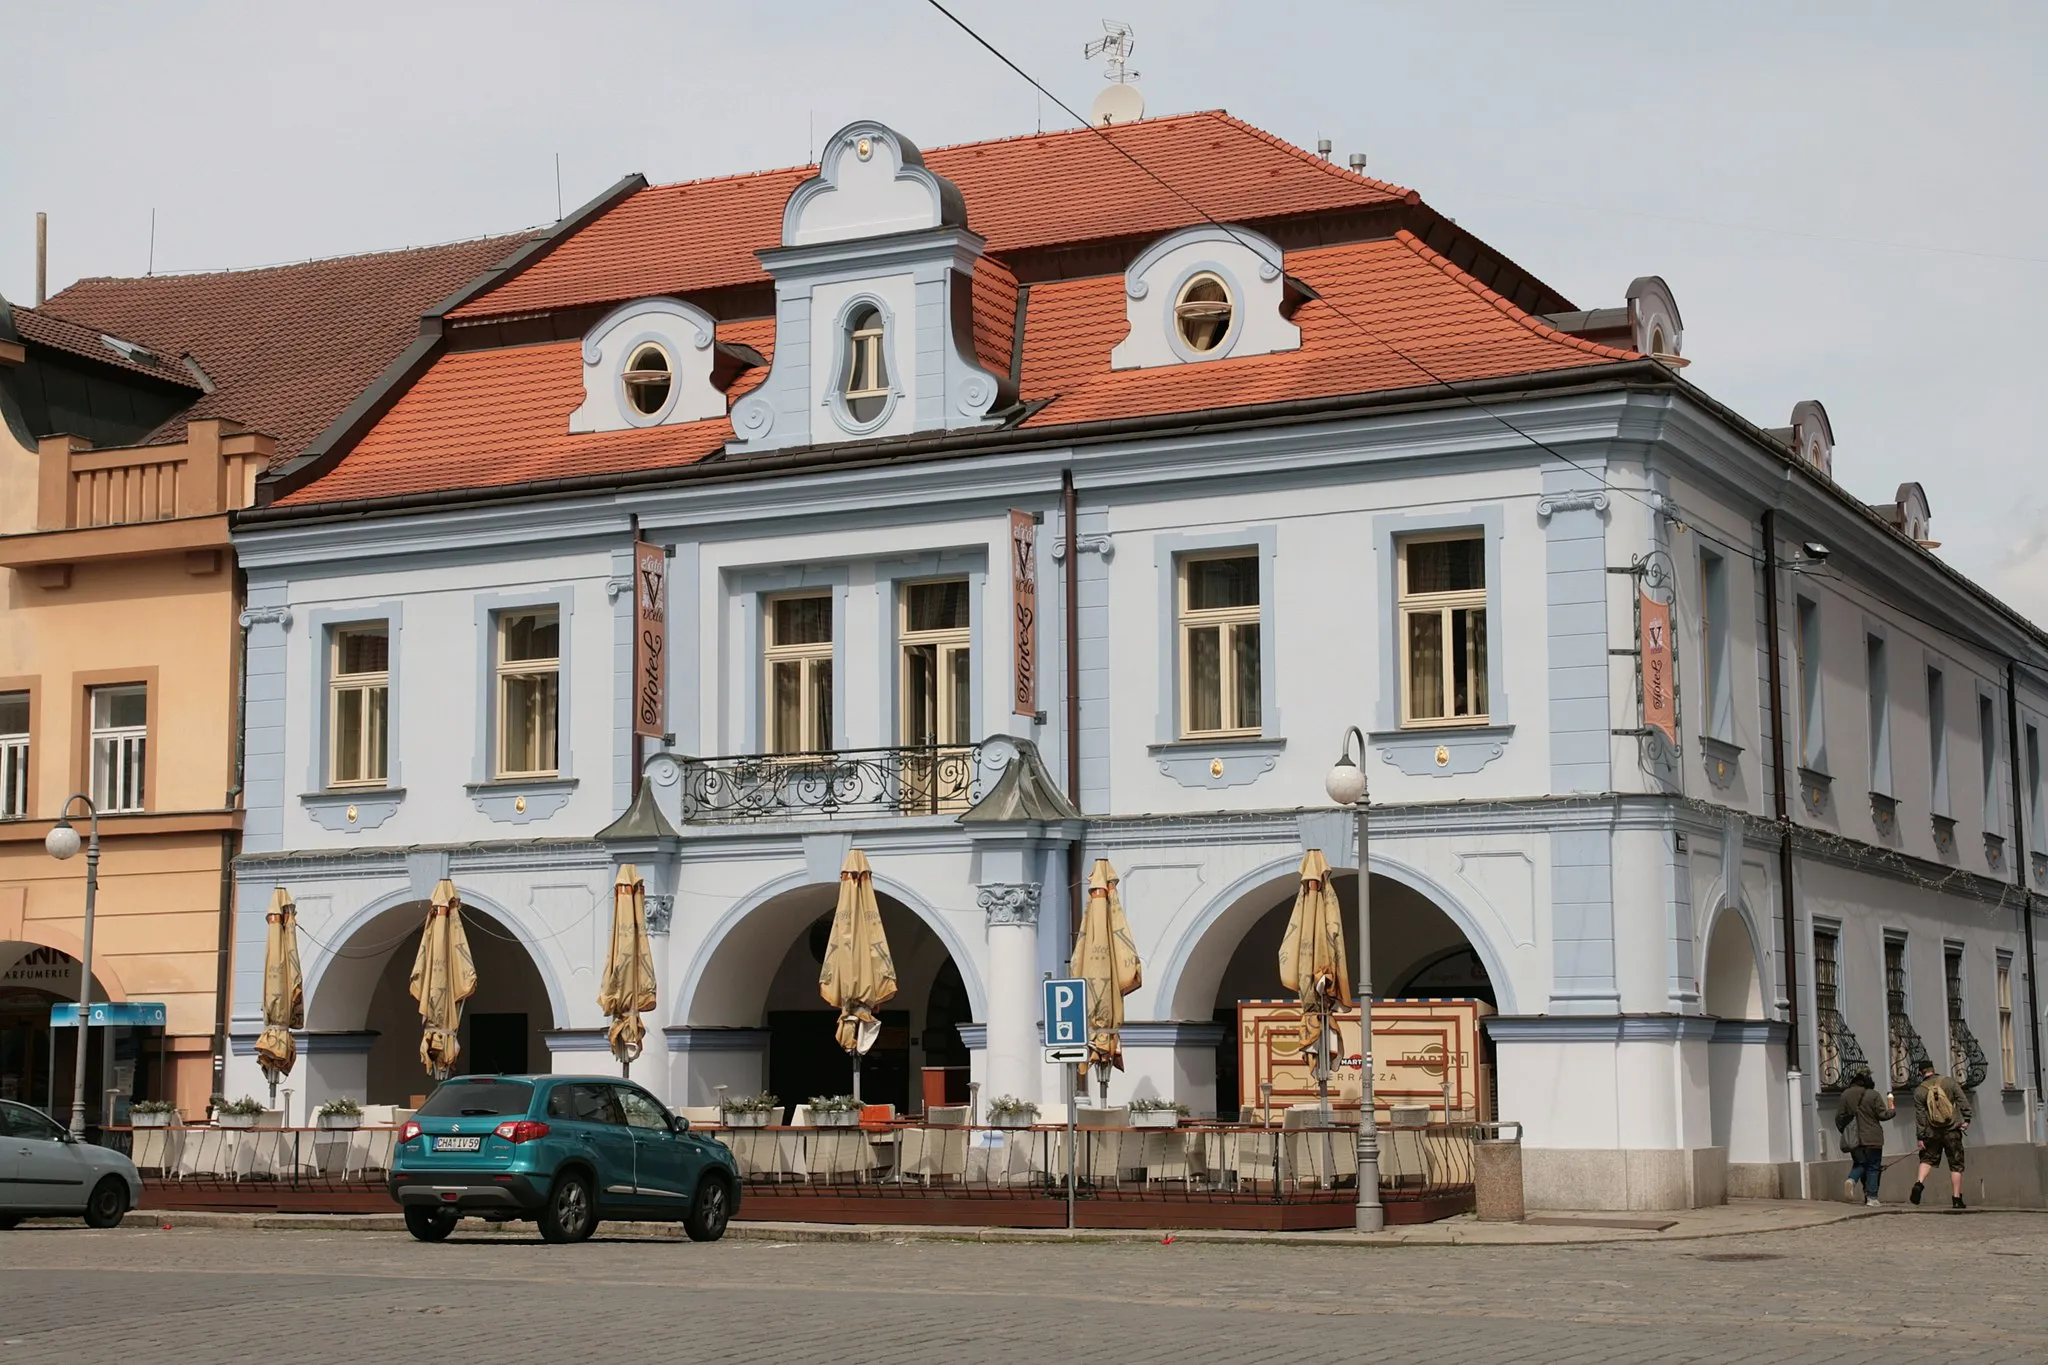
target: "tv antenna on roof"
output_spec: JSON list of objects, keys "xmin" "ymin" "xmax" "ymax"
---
[{"xmin": 1084, "ymin": 20, "xmax": 1145, "ymax": 126}]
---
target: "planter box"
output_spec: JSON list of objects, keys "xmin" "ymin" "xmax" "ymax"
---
[
  {"xmin": 214, "ymin": 1113, "xmax": 260, "ymax": 1129},
  {"xmin": 1131, "ymin": 1110, "xmax": 1182, "ymax": 1128},
  {"xmin": 988, "ymin": 1113, "xmax": 1038, "ymax": 1129},
  {"xmin": 723, "ymin": 1110, "xmax": 774, "ymax": 1128},
  {"xmin": 811, "ymin": 1110, "xmax": 861, "ymax": 1128},
  {"xmin": 316, "ymin": 1114, "xmax": 362, "ymax": 1130},
  {"xmin": 130, "ymin": 1112, "xmax": 176, "ymax": 1129}
]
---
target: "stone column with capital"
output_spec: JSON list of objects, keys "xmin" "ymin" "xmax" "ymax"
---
[{"xmin": 978, "ymin": 881, "xmax": 1042, "ymax": 1106}]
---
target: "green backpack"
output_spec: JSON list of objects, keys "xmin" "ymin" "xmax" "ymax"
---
[{"xmin": 1923, "ymin": 1077, "xmax": 1957, "ymax": 1127}]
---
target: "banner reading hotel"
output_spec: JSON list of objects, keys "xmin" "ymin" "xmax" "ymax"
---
[
  {"xmin": 1010, "ymin": 510, "xmax": 1036, "ymax": 717},
  {"xmin": 1640, "ymin": 589, "xmax": 1677, "ymax": 745},
  {"xmin": 633, "ymin": 540, "xmax": 666, "ymax": 739}
]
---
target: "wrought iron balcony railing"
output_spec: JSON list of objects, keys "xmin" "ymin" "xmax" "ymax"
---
[
  {"xmin": 1887, "ymin": 1009, "xmax": 1934, "ymax": 1091},
  {"xmin": 1949, "ymin": 1011, "xmax": 1990, "ymax": 1091},
  {"xmin": 677, "ymin": 743, "xmax": 996, "ymax": 823},
  {"xmin": 1815, "ymin": 1006, "xmax": 1870, "ymax": 1093}
]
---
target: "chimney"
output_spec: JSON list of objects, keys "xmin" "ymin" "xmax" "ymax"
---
[{"xmin": 36, "ymin": 212, "xmax": 47, "ymax": 306}]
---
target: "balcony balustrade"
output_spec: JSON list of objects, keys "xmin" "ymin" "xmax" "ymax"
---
[{"xmin": 677, "ymin": 743, "xmax": 999, "ymax": 823}]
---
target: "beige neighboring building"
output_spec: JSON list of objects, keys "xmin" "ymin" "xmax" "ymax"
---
[{"xmin": 0, "ymin": 234, "xmax": 526, "ymax": 1118}]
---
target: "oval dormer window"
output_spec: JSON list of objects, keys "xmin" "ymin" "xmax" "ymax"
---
[
  {"xmin": 1174, "ymin": 273, "xmax": 1233, "ymax": 354},
  {"xmin": 843, "ymin": 305, "xmax": 889, "ymax": 422},
  {"xmin": 623, "ymin": 343, "xmax": 672, "ymax": 416}
]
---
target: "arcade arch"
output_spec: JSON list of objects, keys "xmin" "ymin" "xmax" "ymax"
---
[
  {"xmin": 0, "ymin": 942, "xmax": 127, "ymax": 1116},
  {"xmin": 305, "ymin": 898, "xmax": 558, "ymax": 1107},
  {"xmin": 1702, "ymin": 903, "xmax": 1775, "ymax": 1161},
  {"xmin": 1159, "ymin": 861, "xmax": 1504, "ymax": 1119},
  {"xmin": 679, "ymin": 877, "xmax": 979, "ymax": 1114}
]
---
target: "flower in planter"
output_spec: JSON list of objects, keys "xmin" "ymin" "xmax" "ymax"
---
[
  {"xmin": 130, "ymin": 1100, "xmax": 179, "ymax": 1115},
  {"xmin": 315, "ymin": 1097, "xmax": 364, "ymax": 1118},
  {"xmin": 216, "ymin": 1096, "xmax": 267, "ymax": 1118},
  {"xmin": 985, "ymin": 1094, "xmax": 1039, "ymax": 1120},
  {"xmin": 807, "ymin": 1094, "xmax": 861, "ymax": 1113},
  {"xmin": 1126, "ymin": 1098, "xmax": 1190, "ymax": 1115},
  {"xmin": 720, "ymin": 1093, "xmax": 781, "ymax": 1114}
]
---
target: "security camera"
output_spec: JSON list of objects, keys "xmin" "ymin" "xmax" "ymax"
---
[{"xmin": 1800, "ymin": 541, "xmax": 1830, "ymax": 563}]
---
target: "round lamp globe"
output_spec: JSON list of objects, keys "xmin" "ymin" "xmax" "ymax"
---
[{"xmin": 44, "ymin": 823, "xmax": 82, "ymax": 861}]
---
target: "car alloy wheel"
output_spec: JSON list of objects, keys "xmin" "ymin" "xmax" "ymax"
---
[
  {"xmin": 540, "ymin": 1173, "xmax": 595, "ymax": 1244},
  {"xmin": 685, "ymin": 1175, "xmax": 730, "ymax": 1242},
  {"xmin": 84, "ymin": 1177, "xmax": 129, "ymax": 1229}
]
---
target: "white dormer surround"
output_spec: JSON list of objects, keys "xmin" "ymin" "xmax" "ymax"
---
[
  {"xmin": 1626, "ymin": 276, "xmax": 1684, "ymax": 359},
  {"xmin": 727, "ymin": 120, "xmax": 1011, "ymax": 454},
  {"xmin": 569, "ymin": 298, "xmax": 727, "ymax": 433},
  {"xmin": 1109, "ymin": 225, "xmax": 1301, "ymax": 371},
  {"xmin": 1790, "ymin": 399, "xmax": 1834, "ymax": 477}
]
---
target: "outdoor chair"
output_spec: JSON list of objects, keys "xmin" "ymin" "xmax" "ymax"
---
[
  {"xmin": 898, "ymin": 1109, "xmax": 969, "ymax": 1186},
  {"xmin": 675, "ymin": 1106, "xmax": 723, "ymax": 1129},
  {"xmin": 1076, "ymin": 1107, "xmax": 1132, "ymax": 1187},
  {"xmin": 1282, "ymin": 1106, "xmax": 1356, "ymax": 1187}
]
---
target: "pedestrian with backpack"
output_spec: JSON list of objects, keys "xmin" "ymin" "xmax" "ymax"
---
[
  {"xmin": 1834, "ymin": 1065, "xmax": 1893, "ymax": 1206},
  {"xmin": 1910, "ymin": 1058, "xmax": 1972, "ymax": 1209}
]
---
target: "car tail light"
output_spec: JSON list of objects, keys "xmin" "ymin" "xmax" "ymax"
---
[
  {"xmin": 494, "ymin": 1120, "xmax": 549, "ymax": 1143},
  {"xmin": 399, "ymin": 1121, "xmax": 421, "ymax": 1143}
]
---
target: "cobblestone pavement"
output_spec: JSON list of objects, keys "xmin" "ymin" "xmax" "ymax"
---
[{"xmin": 1, "ymin": 1212, "xmax": 2042, "ymax": 1363}]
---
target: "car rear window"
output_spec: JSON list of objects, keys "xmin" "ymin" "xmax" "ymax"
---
[{"xmin": 416, "ymin": 1079, "xmax": 535, "ymax": 1118}]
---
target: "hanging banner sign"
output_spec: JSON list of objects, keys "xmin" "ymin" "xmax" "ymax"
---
[
  {"xmin": 632, "ymin": 541, "xmax": 667, "ymax": 739},
  {"xmin": 1640, "ymin": 589, "xmax": 1677, "ymax": 745},
  {"xmin": 1010, "ymin": 510, "xmax": 1037, "ymax": 717}
]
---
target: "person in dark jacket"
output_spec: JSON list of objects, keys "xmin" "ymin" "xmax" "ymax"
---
[
  {"xmin": 1910, "ymin": 1058, "xmax": 1973, "ymax": 1209},
  {"xmin": 1834, "ymin": 1067, "xmax": 1892, "ymax": 1206}
]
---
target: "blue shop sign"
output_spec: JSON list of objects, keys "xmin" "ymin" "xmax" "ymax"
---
[{"xmin": 48, "ymin": 1002, "xmax": 168, "ymax": 1028}]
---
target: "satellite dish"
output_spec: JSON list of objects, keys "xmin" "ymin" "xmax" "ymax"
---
[{"xmin": 1091, "ymin": 83, "xmax": 1145, "ymax": 127}]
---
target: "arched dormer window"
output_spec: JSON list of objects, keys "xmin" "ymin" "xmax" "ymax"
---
[
  {"xmin": 622, "ymin": 343, "xmax": 672, "ymax": 416},
  {"xmin": 843, "ymin": 305, "xmax": 889, "ymax": 421},
  {"xmin": 1174, "ymin": 273, "xmax": 1234, "ymax": 353}
]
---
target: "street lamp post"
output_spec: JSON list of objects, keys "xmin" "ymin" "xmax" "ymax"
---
[
  {"xmin": 44, "ymin": 794, "xmax": 101, "ymax": 1140},
  {"xmin": 1325, "ymin": 727, "xmax": 1383, "ymax": 1233}
]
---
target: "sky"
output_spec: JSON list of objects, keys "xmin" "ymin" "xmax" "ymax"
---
[{"xmin": 4, "ymin": 1, "xmax": 2043, "ymax": 623}]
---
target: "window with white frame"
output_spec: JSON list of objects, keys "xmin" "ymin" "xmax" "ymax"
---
[
  {"xmin": 0, "ymin": 691, "xmax": 26, "ymax": 820},
  {"xmin": 1700, "ymin": 550, "xmax": 1730, "ymax": 740},
  {"xmin": 1866, "ymin": 633, "xmax": 1890, "ymax": 794},
  {"xmin": 901, "ymin": 580, "xmax": 971, "ymax": 749},
  {"xmin": 1997, "ymin": 952, "xmax": 2016, "ymax": 1089},
  {"xmin": 1927, "ymin": 666, "xmax": 1948, "ymax": 817},
  {"xmin": 1178, "ymin": 553, "xmax": 1261, "ymax": 737},
  {"xmin": 329, "ymin": 625, "xmax": 390, "ymax": 787},
  {"xmin": 1399, "ymin": 535, "xmax": 1488, "ymax": 727},
  {"xmin": 1980, "ymin": 693, "xmax": 2000, "ymax": 834},
  {"xmin": 494, "ymin": 609, "xmax": 560, "ymax": 778},
  {"xmin": 89, "ymin": 684, "xmax": 146, "ymax": 813},
  {"xmin": 765, "ymin": 593, "xmax": 833, "ymax": 754},
  {"xmin": 1796, "ymin": 596, "xmax": 1824, "ymax": 768},
  {"xmin": 842, "ymin": 306, "xmax": 889, "ymax": 422}
]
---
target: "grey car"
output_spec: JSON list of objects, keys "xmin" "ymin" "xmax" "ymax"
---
[{"xmin": 0, "ymin": 1099, "xmax": 141, "ymax": 1228}]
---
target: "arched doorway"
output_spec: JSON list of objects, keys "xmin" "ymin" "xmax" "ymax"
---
[
  {"xmin": 1163, "ymin": 864, "xmax": 1502, "ymax": 1119},
  {"xmin": 683, "ymin": 880, "xmax": 976, "ymax": 1114},
  {"xmin": 0, "ymin": 942, "xmax": 141, "ymax": 1119},
  {"xmin": 1702, "ymin": 906, "xmax": 1774, "ymax": 1163},
  {"xmin": 305, "ymin": 900, "xmax": 557, "ymax": 1108}
]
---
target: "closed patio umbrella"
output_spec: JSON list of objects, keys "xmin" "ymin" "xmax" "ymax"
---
[
  {"xmin": 818, "ymin": 849, "xmax": 896, "ymax": 1102},
  {"xmin": 1278, "ymin": 849, "xmax": 1351, "ymax": 1114},
  {"xmin": 410, "ymin": 879, "xmax": 477, "ymax": 1081},
  {"xmin": 1071, "ymin": 858, "xmax": 1142, "ymax": 1104},
  {"xmin": 599, "ymin": 864, "xmax": 658, "ymax": 1076},
  {"xmin": 254, "ymin": 887, "xmax": 304, "ymax": 1090}
]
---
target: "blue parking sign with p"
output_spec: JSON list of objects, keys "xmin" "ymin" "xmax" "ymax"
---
[{"xmin": 1044, "ymin": 977, "xmax": 1088, "ymax": 1046}]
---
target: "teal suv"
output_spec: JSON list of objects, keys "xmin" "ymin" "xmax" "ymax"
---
[{"xmin": 389, "ymin": 1075, "xmax": 739, "ymax": 1244}]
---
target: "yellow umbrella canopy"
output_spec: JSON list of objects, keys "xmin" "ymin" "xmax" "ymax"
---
[
  {"xmin": 254, "ymin": 887, "xmax": 304, "ymax": 1080},
  {"xmin": 1071, "ymin": 859, "xmax": 1142, "ymax": 1081},
  {"xmin": 599, "ymin": 865, "xmax": 659, "ymax": 1069},
  {"xmin": 818, "ymin": 850, "xmax": 897, "ymax": 1057},
  {"xmin": 1278, "ymin": 849, "xmax": 1352, "ymax": 1061},
  {"xmin": 410, "ymin": 879, "xmax": 478, "ymax": 1080}
]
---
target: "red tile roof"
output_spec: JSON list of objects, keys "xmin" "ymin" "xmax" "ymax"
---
[
  {"xmin": 1016, "ymin": 233, "xmax": 1632, "ymax": 428},
  {"xmin": 275, "ymin": 318, "xmax": 774, "ymax": 506},
  {"xmin": 39, "ymin": 233, "xmax": 532, "ymax": 464},
  {"xmin": 8, "ymin": 305, "xmax": 203, "ymax": 388},
  {"xmin": 279, "ymin": 230, "xmax": 1631, "ymax": 507},
  {"xmin": 450, "ymin": 113, "xmax": 1415, "ymax": 321}
]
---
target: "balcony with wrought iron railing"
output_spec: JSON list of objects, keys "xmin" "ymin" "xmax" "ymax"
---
[{"xmin": 667, "ymin": 737, "xmax": 1075, "ymax": 826}]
